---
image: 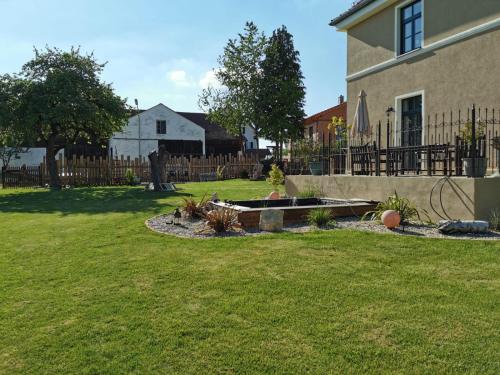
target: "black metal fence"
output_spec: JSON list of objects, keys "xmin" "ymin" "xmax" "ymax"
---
[{"xmin": 287, "ymin": 105, "xmax": 500, "ymax": 177}]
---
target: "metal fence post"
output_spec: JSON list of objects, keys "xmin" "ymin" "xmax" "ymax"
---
[{"xmin": 471, "ymin": 104, "xmax": 476, "ymax": 177}]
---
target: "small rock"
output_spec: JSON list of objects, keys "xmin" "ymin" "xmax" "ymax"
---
[
  {"xmin": 259, "ymin": 209, "xmax": 284, "ymax": 232},
  {"xmin": 438, "ymin": 220, "xmax": 490, "ymax": 234}
]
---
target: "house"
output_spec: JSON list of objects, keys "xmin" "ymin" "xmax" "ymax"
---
[
  {"xmin": 110, "ymin": 104, "xmax": 205, "ymax": 159},
  {"xmin": 304, "ymin": 95, "xmax": 347, "ymax": 145},
  {"xmin": 6, "ymin": 103, "xmax": 257, "ymax": 167},
  {"xmin": 241, "ymin": 125, "xmax": 259, "ymax": 151},
  {"xmin": 110, "ymin": 103, "xmax": 254, "ymax": 159},
  {"xmin": 330, "ymin": 0, "xmax": 500, "ymax": 148},
  {"xmin": 177, "ymin": 112, "xmax": 242, "ymax": 155}
]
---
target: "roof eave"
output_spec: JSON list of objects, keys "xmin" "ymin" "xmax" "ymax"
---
[{"xmin": 330, "ymin": 0, "xmax": 394, "ymax": 31}]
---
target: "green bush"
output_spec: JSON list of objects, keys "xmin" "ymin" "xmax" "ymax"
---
[
  {"xmin": 362, "ymin": 192, "xmax": 420, "ymax": 223},
  {"xmin": 239, "ymin": 170, "xmax": 249, "ymax": 179},
  {"xmin": 297, "ymin": 184, "xmax": 322, "ymax": 198},
  {"xmin": 125, "ymin": 169, "xmax": 136, "ymax": 185},
  {"xmin": 266, "ymin": 164, "xmax": 284, "ymax": 191},
  {"xmin": 216, "ymin": 166, "xmax": 226, "ymax": 181},
  {"xmin": 490, "ymin": 209, "xmax": 500, "ymax": 230},
  {"xmin": 308, "ymin": 208, "xmax": 335, "ymax": 228}
]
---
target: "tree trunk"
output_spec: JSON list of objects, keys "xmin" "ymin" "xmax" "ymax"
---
[
  {"xmin": 158, "ymin": 145, "xmax": 169, "ymax": 183},
  {"xmin": 46, "ymin": 136, "xmax": 61, "ymax": 189},
  {"xmin": 148, "ymin": 150, "xmax": 162, "ymax": 192},
  {"xmin": 254, "ymin": 128, "xmax": 259, "ymax": 151}
]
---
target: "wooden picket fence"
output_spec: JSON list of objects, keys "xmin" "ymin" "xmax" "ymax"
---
[{"xmin": 1, "ymin": 153, "xmax": 261, "ymax": 188}]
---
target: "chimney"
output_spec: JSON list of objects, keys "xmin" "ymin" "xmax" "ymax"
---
[{"xmin": 339, "ymin": 95, "xmax": 345, "ymax": 104}]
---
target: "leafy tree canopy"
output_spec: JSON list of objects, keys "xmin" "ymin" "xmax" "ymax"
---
[
  {"xmin": 256, "ymin": 26, "xmax": 306, "ymax": 161},
  {"xmin": 199, "ymin": 22, "xmax": 267, "ymax": 149},
  {"xmin": 5, "ymin": 47, "xmax": 129, "ymax": 187}
]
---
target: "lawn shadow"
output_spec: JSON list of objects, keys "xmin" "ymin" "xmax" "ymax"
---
[{"xmin": 0, "ymin": 186, "xmax": 192, "ymax": 215}]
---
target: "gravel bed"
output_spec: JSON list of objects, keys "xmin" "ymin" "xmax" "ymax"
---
[
  {"xmin": 146, "ymin": 214, "xmax": 500, "ymax": 240},
  {"xmin": 335, "ymin": 217, "xmax": 500, "ymax": 240},
  {"xmin": 146, "ymin": 214, "xmax": 311, "ymax": 239}
]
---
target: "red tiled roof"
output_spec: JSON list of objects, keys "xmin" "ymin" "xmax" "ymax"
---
[{"xmin": 304, "ymin": 102, "xmax": 347, "ymax": 125}]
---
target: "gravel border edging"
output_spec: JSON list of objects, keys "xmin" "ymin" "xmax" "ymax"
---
[{"xmin": 146, "ymin": 214, "xmax": 500, "ymax": 240}]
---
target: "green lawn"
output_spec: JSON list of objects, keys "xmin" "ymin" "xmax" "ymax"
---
[{"xmin": 0, "ymin": 180, "xmax": 499, "ymax": 374}]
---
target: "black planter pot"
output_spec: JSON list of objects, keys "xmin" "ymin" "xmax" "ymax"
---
[{"xmin": 463, "ymin": 157, "xmax": 487, "ymax": 178}]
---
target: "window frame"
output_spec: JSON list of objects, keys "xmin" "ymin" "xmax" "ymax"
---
[
  {"xmin": 156, "ymin": 120, "xmax": 167, "ymax": 135},
  {"xmin": 394, "ymin": 90, "xmax": 425, "ymax": 147},
  {"xmin": 395, "ymin": 0, "xmax": 424, "ymax": 57}
]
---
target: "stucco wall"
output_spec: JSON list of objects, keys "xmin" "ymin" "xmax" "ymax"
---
[
  {"xmin": 346, "ymin": 27, "xmax": 500, "ymax": 147},
  {"xmin": 346, "ymin": 0, "xmax": 500, "ymax": 75},
  {"xmin": 286, "ymin": 175, "xmax": 500, "ymax": 221},
  {"xmin": 111, "ymin": 104, "xmax": 205, "ymax": 158}
]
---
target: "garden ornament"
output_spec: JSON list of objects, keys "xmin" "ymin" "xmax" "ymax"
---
[
  {"xmin": 173, "ymin": 208, "xmax": 182, "ymax": 226},
  {"xmin": 381, "ymin": 210, "xmax": 401, "ymax": 229}
]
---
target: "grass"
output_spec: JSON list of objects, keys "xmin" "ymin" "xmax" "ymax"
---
[{"xmin": 0, "ymin": 180, "xmax": 499, "ymax": 374}]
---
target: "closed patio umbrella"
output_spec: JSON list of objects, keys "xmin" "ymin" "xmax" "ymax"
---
[{"xmin": 351, "ymin": 90, "xmax": 371, "ymax": 144}]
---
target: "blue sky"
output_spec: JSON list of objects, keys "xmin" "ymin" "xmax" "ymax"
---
[{"xmin": 0, "ymin": 0, "xmax": 352, "ymax": 116}]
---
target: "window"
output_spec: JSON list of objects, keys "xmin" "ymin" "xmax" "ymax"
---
[
  {"xmin": 400, "ymin": 1, "xmax": 422, "ymax": 55},
  {"xmin": 156, "ymin": 120, "xmax": 166, "ymax": 134},
  {"xmin": 250, "ymin": 142, "xmax": 254, "ymax": 149},
  {"xmin": 308, "ymin": 126, "xmax": 313, "ymax": 139},
  {"xmin": 242, "ymin": 126, "xmax": 246, "ymax": 134}
]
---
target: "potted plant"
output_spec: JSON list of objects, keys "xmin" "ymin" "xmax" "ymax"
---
[
  {"xmin": 293, "ymin": 139, "xmax": 322, "ymax": 175},
  {"xmin": 460, "ymin": 120, "xmax": 487, "ymax": 177},
  {"xmin": 266, "ymin": 163, "xmax": 284, "ymax": 198}
]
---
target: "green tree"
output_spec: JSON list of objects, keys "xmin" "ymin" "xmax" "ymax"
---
[
  {"xmin": 199, "ymin": 22, "xmax": 267, "ymax": 151},
  {"xmin": 0, "ymin": 75, "xmax": 29, "ymax": 168},
  {"xmin": 17, "ymin": 47, "xmax": 129, "ymax": 188},
  {"xmin": 256, "ymin": 26, "xmax": 306, "ymax": 163}
]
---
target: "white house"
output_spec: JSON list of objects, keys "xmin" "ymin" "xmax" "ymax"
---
[
  {"xmin": 110, "ymin": 103, "xmax": 206, "ymax": 159},
  {"xmin": 2, "ymin": 103, "xmax": 261, "ymax": 167},
  {"xmin": 242, "ymin": 125, "xmax": 258, "ymax": 151}
]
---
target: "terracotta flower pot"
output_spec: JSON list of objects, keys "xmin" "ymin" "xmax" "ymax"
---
[{"xmin": 267, "ymin": 191, "xmax": 280, "ymax": 200}]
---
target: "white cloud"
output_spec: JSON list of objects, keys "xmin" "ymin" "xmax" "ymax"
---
[
  {"xmin": 198, "ymin": 70, "xmax": 221, "ymax": 89},
  {"xmin": 167, "ymin": 69, "xmax": 195, "ymax": 88}
]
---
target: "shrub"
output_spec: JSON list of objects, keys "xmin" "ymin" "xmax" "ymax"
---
[
  {"xmin": 239, "ymin": 169, "xmax": 249, "ymax": 179},
  {"xmin": 308, "ymin": 208, "xmax": 335, "ymax": 228},
  {"xmin": 362, "ymin": 192, "xmax": 420, "ymax": 223},
  {"xmin": 181, "ymin": 193, "xmax": 209, "ymax": 219},
  {"xmin": 216, "ymin": 166, "xmax": 226, "ymax": 181},
  {"xmin": 490, "ymin": 209, "xmax": 500, "ymax": 230},
  {"xmin": 266, "ymin": 164, "xmax": 284, "ymax": 191},
  {"xmin": 460, "ymin": 120, "xmax": 486, "ymax": 144},
  {"xmin": 125, "ymin": 169, "xmax": 136, "ymax": 185},
  {"xmin": 204, "ymin": 209, "xmax": 241, "ymax": 234},
  {"xmin": 297, "ymin": 184, "xmax": 322, "ymax": 198}
]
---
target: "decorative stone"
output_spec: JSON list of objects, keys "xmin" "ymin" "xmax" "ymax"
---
[
  {"xmin": 251, "ymin": 163, "xmax": 263, "ymax": 180},
  {"xmin": 266, "ymin": 191, "xmax": 280, "ymax": 200},
  {"xmin": 259, "ymin": 209, "xmax": 284, "ymax": 232},
  {"xmin": 438, "ymin": 220, "xmax": 490, "ymax": 234},
  {"xmin": 146, "ymin": 182, "xmax": 176, "ymax": 191},
  {"xmin": 381, "ymin": 210, "xmax": 401, "ymax": 229}
]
